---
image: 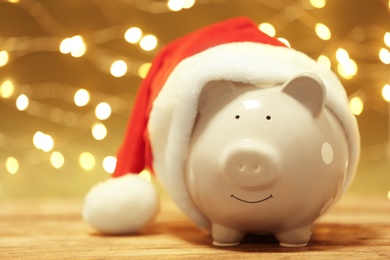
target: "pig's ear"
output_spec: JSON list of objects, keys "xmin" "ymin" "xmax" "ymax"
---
[
  {"xmin": 198, "ymin": 80, "xmax": 236, "ymax": 113},
  {"xmin": 282, "ymin": 73, "xmax": 326, "ymax": 117}
]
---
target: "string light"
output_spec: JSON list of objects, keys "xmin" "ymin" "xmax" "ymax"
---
[
  {"xmin": 16, "ymin": 94, "xmax": 29, "ymax": 111},
  {"xmin": 277, "ymin": 38, "xmax": 291, "ymax": 47},
  {"xmin": 315, "ymin": 23, "xmax": 331, "ymax": 40},
  {"xmin": 74, "ymin": 89, "xmax": 90, "ymax": 107},
  {"xmin": 317, "ymin": 54, "xmax": 331, "ymax": 69},
  {"xmin": 138, "ymin": 63, "xmax": 151, "ymax": 79},
  {"xmin": 167, "ymin": 0, "xmax": 186, "ymax": 11},
  {"xmin": 59, "ymin": 35, "xmax": 86, "ymax": 57},
  {"xmin": 95, "ymin": 102, "xmax": 112, "ymax": 120},
  {"xmin": 139, "ymin": 35, "xmax": 158, "ymax": 51},
  {"xmin": 91, "ymin": 122, "xmax": 107, "ymax": 140},
  {"xmin": 33, "ymin": 131, "xmax": 54, "ymax": 152},
  {"xmin": 5, "ymin": 157, "xmax": 19, "ymax": 174},
  {"xmin": 258, "ymin": 23, "xmax": 276, "ymax": 37},
  {"xmin": 102, "ymin": 156, "xmax": 116, "ymax": 174},
  {"xmin": 379, "ymin": 48, "xmax": 390, "ymax": 64},
  {"xmin": 385, "ymin": 32, "xmax": 390, "ymax": 48},
  {"xmin": 382, "ymin": 84, "xmax": 390, "ymax": 102},
  {"xmin": 0, "ymin": 80, "xmax": 14, "ymax": 98},
  {"xmin": 349, "ymin": 96, "xmax": 364, "ymax": 115},
  {"xmin": 138, "ymin": 169, "xmax": 152, "ymax": 182},
  {"xmin": 0, "ymin": 50, "xmax": 9, "ymax": 67},
  {"xmin": 79, "ymin": 152, "xmax": 95, "ymax": 171},
  {"xmin": 50, "ymin": 151, "xmax": 65, "ymax": 169},
  {"xmin": 124, "ymin": 27, "xmax": 143, "ymax": 43},
  {"xmin": 309, "ymin": 0, "xmax": 326, "ymax": 9},
  {"xmin": 336, "ymin": 48, "xmax": 350, "ymax": 63},
  {"xmin": 110, "ymin": 60, "xmax": 127, "ymax": 77}
]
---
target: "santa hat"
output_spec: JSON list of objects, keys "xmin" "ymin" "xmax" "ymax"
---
[{"xmin": 82, "ymin": 17, "xmax": 360, "ymax": 234}]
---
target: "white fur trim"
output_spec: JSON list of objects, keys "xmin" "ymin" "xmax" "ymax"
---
[
  {"xmin": 82, "ymin": 174, "xmax": 159, "ymax": 234},
  {"xmin": 148, "ymin": 42, "xmax": 360, "ymax": 229}
]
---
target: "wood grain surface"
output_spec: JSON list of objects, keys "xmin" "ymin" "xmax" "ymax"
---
[{"xmin": 1, "ymin": 193, "xmax": 389, "ymax": 259}]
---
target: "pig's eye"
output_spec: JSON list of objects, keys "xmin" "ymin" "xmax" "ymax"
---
[
  {"xmin": 266, "ymin": 115, "xmax": 271, "ymax": 120},
  {"xmin": 235, "ymin": 115, "xmax": 240, "ymax": 119}
]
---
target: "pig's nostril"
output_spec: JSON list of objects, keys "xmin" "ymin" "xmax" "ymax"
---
[{"xmin": 239, "ymin": 163, "xmax": 245, "ymax": 171}]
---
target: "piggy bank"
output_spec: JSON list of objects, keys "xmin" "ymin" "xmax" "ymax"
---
[
  {"xmin": 185, "ymin": 74, "xmax": 348, "ymax": 247},
  {"xmin": 82, "ymin": 17, "xmax": 360, "ymax": 248}
]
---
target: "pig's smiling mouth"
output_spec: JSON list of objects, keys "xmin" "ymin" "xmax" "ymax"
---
[{"xmin": 230, "ymin": 194, "xmax": 273, "ymax": 204}]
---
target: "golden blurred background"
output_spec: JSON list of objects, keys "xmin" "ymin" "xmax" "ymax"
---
[{"xmin": 0, "ymin": 0, "xmax": 389, "ymax": 199}]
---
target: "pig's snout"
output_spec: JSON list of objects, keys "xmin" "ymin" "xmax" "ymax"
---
[{"xmin": 220, "ymin": 142, "xmax": 280, "ymax": 188}]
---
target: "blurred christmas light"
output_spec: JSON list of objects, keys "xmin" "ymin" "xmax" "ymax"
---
[
  {"xmin": 138, "ymin": 63, "xmax": 151, "ymax": 79},
  {"xmin": 379, "ymin": 48, "xmax": 390, "ymax": 64},
  {"xmin": 317, "ymin": 54, "xmax": 331, "ymax": 69},
  {"xmin": 138, "ymin": 169, "xmax": 152, "ymax": 182},
  {"xmin": 110, "ymin": 60, "xmax": 127, "ymax": 77},
  {"xmin": 33, "ymin": 131, "xmax": 54, "ymax": 152},
  {"xmin": 79, "ymin": 152, "xmax": 95, "ymax": 171},
  {"xmin": 183, "ymin": 0, "xmax": 195, "ymax": 9},
  {"xmin": 382, "ymin": 84, "xmax": 390, "ymax": 102},
  {"xmin": 50, "ymin": 151, "xmax": 65, "ymax": 169},
  {"xmin": 95, "ymin": 102, "xmax": 112, "ymax": 120},
  {"xmin": 336, "ymin": 48, "xmax": 350, "ymax": 63},
  {"xmin": 337, "ymin": 59, "xmax": 358, "ymax": 79},
  {"xmin": 310, "ymin": 0, "xmax": 326, "ymax": 9},
  {"xmin": 277, "ymin": 38, "xmax": 291, "ymax": 47},
  {"xmin": 74, "ymin": 89, "xmax": 90, "ymax": 107},
  {"xmin": 0, "ymin": 80, "xmax": 14, "ymax": 98},
  {"xmin": 385, "ymin": 32, "xmax": 390, "ymax": 47},
  {"xmin": 5, "ymin": 157, "xmax": 19, "ymax": 174},
  {"xmin": 258, "ymin": 23, "xmax": 276, "ymax": 37},
  {"xmin": 60, "ymin": 35, "xmax": 86, "ymax": 57},
  {"xmin": 140, "ymin": 35, "xmax": 158, "ymax": 51},
  {"xmin": 124, "ymin": 27, "xmax": 143, "ymax": 43},
  {"xmin": 315, "ymin": 23, "xmax": 331, "ymax": 40},
  {"xmin": 167, "ymin": 0, "xmax": 185, "ymax": 11},
  {"xmin": 349, "ymin": 96, "xmax": 364, "ymax": 115},
  {"xmin": 103, "ymin": 156, "xmax": 117, "ymax": 174},
  {"xmin": 91, "ymin": 122, "xmax": 107, "ymax": 140},
  {"xmin": 0, "ymin": 50, "xmax": 9, "ymax": 67},
  {"xmin": 16, "ymin": 94, "xmax": 29, "ymax": 111}
]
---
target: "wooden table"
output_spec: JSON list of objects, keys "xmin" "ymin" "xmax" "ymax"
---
[{"xmin": 1, "ymin": 193, "xmax": 389, "ymax": 259}]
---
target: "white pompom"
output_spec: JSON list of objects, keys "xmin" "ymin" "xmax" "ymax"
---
[{"xmin": 82, "ymin": 174, "xmax": 159, "ymax": 234}]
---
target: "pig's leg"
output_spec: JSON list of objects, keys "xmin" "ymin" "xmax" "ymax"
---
[
  {"xmin": 212, "ymin": 223, "xmax": 245, "ymax": 246},
  {"xmin": 274, "ymin": 225, "xmax": 312, "ymax": 247}
]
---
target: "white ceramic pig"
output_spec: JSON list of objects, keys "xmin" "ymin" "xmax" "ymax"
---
[{"xmin": 185, "ymin": 73, "xmax": 349, "ymax": 247}]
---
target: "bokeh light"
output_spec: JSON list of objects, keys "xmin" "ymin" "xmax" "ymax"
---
[
  {"xmin": 0, "ymin": 80, "xmax": 14, "ymax": 98},
  {"xmin": 0, "ymin": 50, "xmax": 9, "ymax": 67},
  {"xmin": 91, "ymin": 123, "xmax": 107, "ymax": 140},
  {"xmin": 125, "ymin": 27, "xmax": 143, "ymax": 43},
  {"xmin": 140, "ymin": 35, "xmax": 158, "ymax": 51},
  {"xmin": 110, "ymin": 60, "xmax": 127, "ymax": 77},
  {"xmin": 60, "ymin": 35, "xmax": 86, "ymax": 57},
  {"xmin": 50, "ymin": 151, "xmax": 65, "ymax": 169},
  {"xmin": 74, "ymin": 89, "xmax": 90, "ymax": 107},
  {"xmin": 33, "ymin": 131, "xmax": 54, "ymax": 152},
  {"xmin": 95, "ymin": 102, "xmax": 112, "ymax": 120},
  {"xmin": 317, "ymin": 55, "xmax": 331, "ymax": 69},
  {"xmin": 5, "ymin": 157, "xmax": 19, "ymax": 174},
  {"xmin": 138, "ymin": 169, "xmax": 152, "ymax": 182},
  {"xmin": 102, "ymin": 156, "xmax": 117, "ymax": 174},
  {"xmin": 79, "ymin": 152, "xmax": 95, "ymax": 171},
  {"xmin": 349, "ymin": 96, "xmax": 364, "ymax": 116},
  {"xmin": 310, "ymin": 0, "xmax": 326, "ymax": 8},
  {"xmin": 315, "ymin": 23, "xmax": 331, "ymax": 40},
  {"xmin": 382, "ymin": 84, "xmax": 390, "ymax": 102},
  {"xmin": 138, "ymin": 63, "xmax": 151, "ymax": 79},
  {"xmin": 277, "ymin": 38, "xmax": 291, "ymax": 47},
  {"xmin": 379, "ymin": 48, "xmax": 390, "ymax": 64},
  {"xmin": 258, "ymin": 23, "xmax": 276, "ymax": 37},
  {"xmin": 16, "ymin": 94, "xmax": 29, "ymax": 111}
]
